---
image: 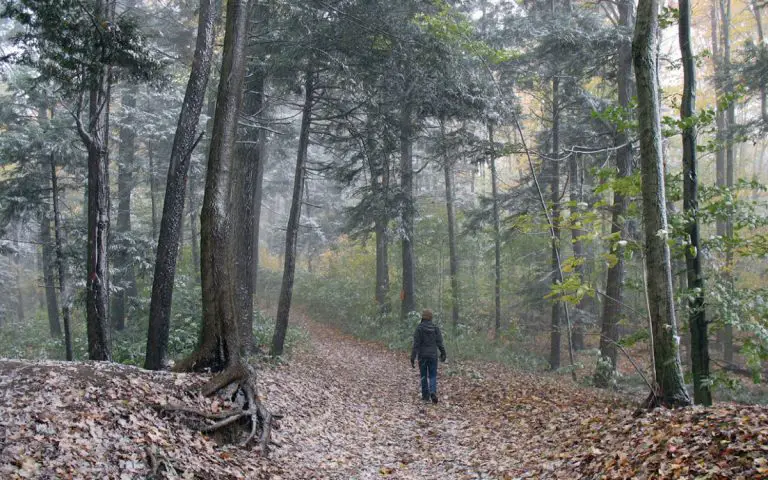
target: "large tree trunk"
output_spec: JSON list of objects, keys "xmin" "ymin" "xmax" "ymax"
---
[
  {"xmin": 442, "ymin": 122, "xmax": 460, "ymax": 330},
  {"xmin": 232, "ymin": 69, "xmax": 266, "ymax": 355},
  {"xmin": 144, "ymin": 0, "xmax": 217, "ymax": 370},
  {"xmin": 549, "ymin": 77, "xmax": 562, "ymax": 370},
  {"xmin": 175, "ymin": 0, "xmax": 250, "ymax": 374},
  {"xmin": 271, "ymin": 70, "xmax": 313, "ymax": 356},
  {"xmin": 50, "ymin": 153, "xmax": 73, "ymax": 360},
  {"xmin": 596, "ymin": 0, "xmax": 634, "ymax": 388},
  {"xmin": 680, "ymin": 0, "xmax": 711, "ymax": 406},
  {"xmin": 633, "ymin": 0, "xmax": 691, "ymax": 407},
  {"xmin": 111, "ymin": 85, "xmax": 138, "ymax": 332},
  {"xmin": 400, "ymin": 102, "xmax": 416, "ymax": 320},
  {"xmin": 488, "ymin": 124, "xmax": 502, "ymax": 336}
]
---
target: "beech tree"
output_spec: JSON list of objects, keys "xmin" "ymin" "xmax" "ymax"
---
[{"xmin": 633, "ymin": 0, "xmax": 691, "ymax": 407}]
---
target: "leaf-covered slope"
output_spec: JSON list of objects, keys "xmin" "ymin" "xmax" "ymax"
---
[
  {"xmin": 2, "ymin": 317, "xmax": 768, "ymax": 479},
  {"xmin": 0, "ymin": 360, "xmax": 281, "ymax": 479}
]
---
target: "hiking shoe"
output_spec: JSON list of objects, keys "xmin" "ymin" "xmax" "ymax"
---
[
  {"xmin": 430, "ymin": 393, "xmax": 438, "ymax": 404},
  {"xmin": 421, "ymin": 395, "xmax": 430, "ymax": 402}
]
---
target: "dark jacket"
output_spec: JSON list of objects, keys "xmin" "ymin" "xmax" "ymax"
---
[{"xmin": 411, "ymin": 320, "xmax": 446, "ymax": 363}]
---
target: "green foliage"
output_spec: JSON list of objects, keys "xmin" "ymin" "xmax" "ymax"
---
[
  {"xmin": 413, "ymin": 0, "xmax": 517, "ymax": 64},
  {"xmin": 590, "ymin": 100, "xmax": 637, "ymax": 133},
  {"xmin": 545, "ymin": 274, "xmax": 595, "ymax": 306},
  {"xmin": 659, "ymin": 6, "xmax": 679, "ymax": 29},
  {"xmin": 618, "ymin": 328, "xmax": 649, "ymax": 348},
  {"xmin": 2, "ymin": 0, "xmax": 165, "ymax": 92}
]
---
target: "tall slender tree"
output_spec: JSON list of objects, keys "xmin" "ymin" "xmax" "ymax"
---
[
  {"xmin": 400, "ymin": 100, "xmax": 417, "ymax": 320},
  {"xmin": 145, "ymin": 0, "xmax": 217, "ymax": 370},
  {"xmin": 488, "ymin": 123, "xmax": 502, "ymax": 337},
  {"xmin": 176, "ymin": 0, "xmax": 251, "ymax": 377},
  {"xmin": 549, "ymin": 76, "xmax": 562, "ymax": 370},
  {"xmin": 680, "ymin": 0, "xmax": 711, "ymax": 406},
  {"xmin": 272, "ymin": 70, "xmax": 314, "ymax": 356},
  {"xmin": 111, "ymin": 85, "xmax": 139, "ymax": 332},
  {"xmin": 441, "ymin": 120, "xmax": 460, "ymax": 330},
  {"xmin": 633, "ymin": 0, "xmax": 691, "ymax": 406},
  {"xmin": 596, "ymin": 0, "xmax": 634, "ymax": 388}
]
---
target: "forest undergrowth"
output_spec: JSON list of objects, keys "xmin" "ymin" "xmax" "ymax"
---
[{"xmin": 1, "ymin": 310, "xmax": 767, "ymax": 479}]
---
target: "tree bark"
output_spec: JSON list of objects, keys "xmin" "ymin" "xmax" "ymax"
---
[
  {"xmin": 367, "ymin": 131, "xmax": 391, "ymax": 313},
  {"xmin": 82, "ymin": 0, "xmax": 113, "ymax": 361},
  {"xmin": 633, "ymin": 0, "xmax": 691, "ymax": 406},
  {"xmin": 680, "ymin": 0, "xmax": 711, "ymax": 406},
  {"xmin": 148, "ymin": 141, "xmax": 158, "ymax": 241},
  {"xmin": 40, "ymin": 211, "xmax": 61, "ymax": 337},
  {"xmin": 442, "ymin": 122, "xmax": 460, "ymax": 330},
  {"xmin": 549, "ymin": 77, "xmax": 562, "ymax": 370},
  {"xmin": 400, "ymin": 102, "xmax": 416, "ymax": 320},
  {"xmin": 252, "ymin": 126, "xmax": 266, "ymax": 294},
  {"xmin": 488, "ymin": 124, "xmax": 502, "ymax": 337},
  {"xmin": 111, "ymin": 85, "xmax": 138, "ymax": 331},
  {"xmin": 569, "ymin": 153, "xmax": 585, "ymax": 351},
  {"xmin": 720, "ymin": 0, "xmax": 735, "ymax": 364},
  {"xmin": 271, "ymin": 70, "xmax": 313, "ymax": 356},
  {"xmin": 50, "ymin": 153, "xmax": 73, "ymax": 360},
  {"xmin": 596, "ymin": 0, "xmax": 634, "ymax": 388},
  {"xmin": 176, "ymin": 0, "xmax": 251, "ymax": 373},
  {"xmin": 232, "ymin": 69, "xmax": 266, "ymax": 355},
  {"xmin": 752, "ymin": 0, "xmax": 767, "ymax": 123},
  {"xmin": 144, "ymin": 0, "xmax": 217, "ymax": 370}
]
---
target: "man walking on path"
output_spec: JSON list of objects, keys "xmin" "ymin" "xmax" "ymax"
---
[{"xmin": 410, "ymin": 309, "xmax": 447, "ymax": 403}]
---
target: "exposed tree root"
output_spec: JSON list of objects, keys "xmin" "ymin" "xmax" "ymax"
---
[
  {"xmin": 162, "ymin": 363, "xmax": 281, "ymax": 456},
  {"xmin": 146, "ymin": 445, "xmax": 178, "ymax": 479}
]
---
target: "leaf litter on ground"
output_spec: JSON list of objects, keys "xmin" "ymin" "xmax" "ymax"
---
[{"xmin": 1, "ymin": 313, "xmax": 767, "ymax": 479}]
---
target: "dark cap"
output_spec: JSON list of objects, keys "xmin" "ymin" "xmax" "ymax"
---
[{"xmin": 421, "ymin": 309, "xmax": 433, "ymax": 321}]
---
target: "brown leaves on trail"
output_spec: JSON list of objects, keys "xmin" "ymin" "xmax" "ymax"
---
[
  {"xmin": 2, "ymin": 318, "xmax": 768, "ymax": 480},
  {"xmin": 0, "ymin": 360, "xmax": 282, "ymax": 479},
  {"xmin": 540, "ymin": 404, "xmax": 768, "ymax": 480}
]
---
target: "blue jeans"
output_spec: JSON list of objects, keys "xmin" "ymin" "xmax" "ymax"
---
[{"xmin": 419, "ymin": 357, "xmax": 438, "ymax": 398}]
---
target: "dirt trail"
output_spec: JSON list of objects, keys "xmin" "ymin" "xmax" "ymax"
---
[{"xmin": 261, "ymin": 317, "xmax": 616, "ymax": 479}]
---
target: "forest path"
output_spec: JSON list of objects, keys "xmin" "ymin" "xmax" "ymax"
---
[{"xmin": 261, "ymin": 314, "xmax": 624, "ymax": 479}]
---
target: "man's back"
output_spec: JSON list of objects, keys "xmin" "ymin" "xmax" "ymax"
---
[{"xmin": 413, "ymin": 320, "xmax": 445, "ymax": 360}]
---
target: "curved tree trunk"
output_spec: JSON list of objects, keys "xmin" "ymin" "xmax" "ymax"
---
[
  {"xmin": 271, "ymin": 70, "xmax": 313, "ymax": 357},
  {"xmin": 145, "ymin": 0, "xmax": 217, "ymax": 370},
  {"xmin": 680, "ymin": 0, "xmax": 711, "ymax": 406},
  {"xmin": 633, "ymin": 0, "xmax": 691, "ymax": 407},
  {"xmin": 176, "ymin": 0, "xmax": 250, "ymax": 374}
]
